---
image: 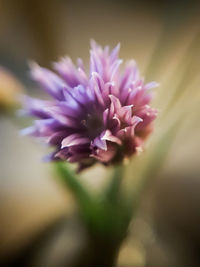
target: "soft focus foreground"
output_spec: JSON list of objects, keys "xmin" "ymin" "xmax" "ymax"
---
[
  {"xmin": 0, "ymin": 0, "xmax": 200, "ymax": 267},
  {"xmin": 0, "ymin": 67, "xmax": 24, "ymax": 111}
]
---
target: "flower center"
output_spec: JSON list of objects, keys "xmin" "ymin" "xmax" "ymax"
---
[{"xmin": 81, "ymin": 113, "xmax": 103, "ymax": 139}]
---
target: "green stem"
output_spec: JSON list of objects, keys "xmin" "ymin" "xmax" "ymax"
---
[
  {"xmin": 105, "ymin": 164, "xmax": 124, "ymax": 203},
  {"xmin": 55, "ymin": 163, "xmax": 129, "ymax": 267},
  {"xmin": 54, "ymin": 162, "xmax": 94, "ymax": 218}
]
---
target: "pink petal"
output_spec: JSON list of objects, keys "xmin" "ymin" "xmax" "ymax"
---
[
  {"xmin": 61, "ymin": 134, "xmax": 90, "ymax": 148},
  {"xmin": 92, "ymin": 134, "xmax": 107, "ymax": 150},
  {"xmin": 101, "ymin": 130, "xmax": 122, "ymax": 145}
]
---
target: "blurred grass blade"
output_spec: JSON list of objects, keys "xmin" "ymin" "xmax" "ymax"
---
[
  {"xmin": 133, "ymin": 115, "xmax": 183, "ymax": 204},
  {"xmin": 163, "ymin": 31, "xmax": 200, "ymax": 114},
  {"xmin": 145, "ymin": 1, "xmax": 196, "ymax": 81}
]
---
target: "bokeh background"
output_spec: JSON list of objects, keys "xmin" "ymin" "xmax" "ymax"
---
[{"xmin": 0, "ymin": 0, "xmax": 200, "ymax": 266}]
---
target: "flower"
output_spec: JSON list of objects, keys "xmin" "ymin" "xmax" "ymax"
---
[{"xmin": 22, "ymin": 40, "xmax": 158, "ymax": 171}]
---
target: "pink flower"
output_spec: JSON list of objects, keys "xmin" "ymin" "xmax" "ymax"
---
[{"xmin": 22, "ymin": 41, "xmax": 158, "ymax": 171}]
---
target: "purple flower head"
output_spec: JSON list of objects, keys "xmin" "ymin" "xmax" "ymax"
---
[{"xmin": 22, "ymin": 41, "xmax": 158, "ymax": 171}]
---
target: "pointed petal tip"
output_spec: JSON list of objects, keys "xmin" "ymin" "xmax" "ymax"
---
[
  {"xmin": 116, "ymin": 42, "xmax": 121, "ymax": 49},
  {"xmin": 28, "ymin": 60, "xmax": 38, "ymax": 69},
  {"xmin": 126, "ymin": 59, "xmax": 137, "ymax": 66},
  {"xmin": 145, "ymin": 81, "xmax": 160, "ymax": 90},
  {"xmin": 20, "ymin": 126, "xmax": 35, "ymax": 136},
  {"xmin": 101, "ymin": 129, "xmax": 122, "ymax": 145},
  {"xmin": 134, "ymin": 115, "xmax": 143, "ymax": 123},
  {"xmin": 90, "ymin": 39, "xmax": 100, "ymax": 50},
  {"xmin": 29, "ymin": 61, "xmax": 44, "ymax": 80}
]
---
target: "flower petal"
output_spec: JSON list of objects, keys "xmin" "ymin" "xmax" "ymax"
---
[
  {"xmin": 30, "ymin": 62, "xmax": 65, "ymax": 100},
  {"xmin": 101, "ymin": 130, "xmax": 122, "ymax": 145},
  {"xmin": 61, "ymin": 134, "xmax": 90, "ymax": 148},
  {"xmin": 92, "ymin": 134, "xmax": 107, "ymax": 150}
]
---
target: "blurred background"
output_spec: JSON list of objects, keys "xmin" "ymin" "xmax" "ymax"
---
[{"xmin": 0, "ymin": 0, "xmax": 200, "ymax": 266}]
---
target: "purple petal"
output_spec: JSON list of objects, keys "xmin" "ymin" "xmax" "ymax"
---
[
  {"xmin": 92, "ymin": 134, "xmax": 107, "ymax": 150},
  {"xmin": 101, "ymin": 130, "xmax": 122, "ymax": 145},
  {"xmin": 30, "ymin": 62, "xmax": 65, "ymax": 100},
  {"xmin": 144, "ymin": 81, "xmax": 159, "ymax": 90},
  {"xmin": 109, "ymin": 95, "xmax": 122, "ymax": 114},
  {"xmin": 53, "ymin": 57, "xmax": 87, "ymax": 87},
  {"xmin": 61, "ymin": 134, "xmax": 90, "ymax": 148},
  {"xmin": 91, "ymin": 144, "xmax": 116, "ymax": 163},
  {"xmin": 46, "ymin": 131, "xmax": 69, "ymax": 145},
  {"xmin": 110, "ymin": 43, "xmax": 120, "ymax": 62}
]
